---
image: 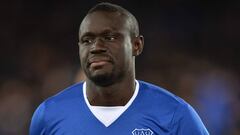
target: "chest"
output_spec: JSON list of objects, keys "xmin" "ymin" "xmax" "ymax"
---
[{"xmin": 44, "ymin": 108, "xmax": 172, "ymax": 135}]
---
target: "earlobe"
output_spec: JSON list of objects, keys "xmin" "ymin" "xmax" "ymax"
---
[{"xmin": 133, "ymin": 35, "xmax": 144, "ymax": 56}]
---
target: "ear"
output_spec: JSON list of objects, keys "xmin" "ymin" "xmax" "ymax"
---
[{"xmin": 132, "ymin": 35, "xmax": 144, "ymax": 56}]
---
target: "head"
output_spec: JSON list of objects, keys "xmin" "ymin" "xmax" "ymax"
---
[{"xmin": 78, "ymin": 2, "xmax": 144, "ymax": 86}]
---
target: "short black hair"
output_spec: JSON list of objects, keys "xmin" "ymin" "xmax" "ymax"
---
[{"xmin": 87, "ymin": 2, "xmax": 139, "ymax": 37}]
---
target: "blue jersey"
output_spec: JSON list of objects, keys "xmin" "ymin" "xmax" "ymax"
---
[{"xmin": 30, "ymin": 80, "xmax": 209, "ymax": 135}]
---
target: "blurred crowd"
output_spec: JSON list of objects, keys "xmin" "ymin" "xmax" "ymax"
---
[
  {"xmin": 0, "ymin": 43, "xmax": 86, "ymax": 135},
  {"xmin": 0, "ymin": 0, "xmax": 239, "ymax": 135}
]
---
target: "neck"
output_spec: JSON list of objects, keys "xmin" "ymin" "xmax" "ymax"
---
[{"xmin": 86, "ymin": 75, "xmax": 135, "ymax": 106}]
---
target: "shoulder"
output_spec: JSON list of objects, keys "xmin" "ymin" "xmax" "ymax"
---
[
  {"xmin": 138, "ymin": 80, "xmax": 201, "ymax": 117},
  {"xmin": 35, "ymin": 82, "xmax": 85, "ymax": 116},
  {"xmin": 33, "ymin": 81, "xmax": 84, "ymax": 118},
  {"xmin": 44, "ymin": 82, "xmax": 84, "ymax": 105},
  {"xmin": 30, "ymin": 82, "xmax": 85, "ymax": 135},
  {"xmin": 138, "ymin": 80, "xmax": 209, "ymax": 134},
  {"xmin": 138, "ymin": 80, "xmax": 186, "ymax": 106},
  {"xmin": 137, "ymin": 80, "xmax": 190, "ymax": 119}
]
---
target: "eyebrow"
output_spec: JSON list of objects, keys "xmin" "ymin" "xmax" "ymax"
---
[
  {"xmin": 80, "ymin": 29, "xmax": 120, "ymax": 38},
  {"xmin": 80, "ymin": 32, "xmax": 95, "ymax": 39}
]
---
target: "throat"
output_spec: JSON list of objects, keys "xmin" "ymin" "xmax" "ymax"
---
[
  {"xmin": 90, "ymin": 95, "xmax": 129, "ymax": 106},
  {"xmin": 88, "ymin": 88, "xmax": 132, "ymax": 106},
  {"xmin": 84, "ymin": 80, "xmax": 138, "ymax": 106}
]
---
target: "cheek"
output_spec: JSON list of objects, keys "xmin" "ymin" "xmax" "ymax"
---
[
  {"xmin": 123, "ymin": 37, "xmax": 133, "ymax": 55},
  {"xmin": 79, "ymin": 47, "xmax": 88, "ymax": 63},
  {"xmin": 123, "ymin": 43, "xmax": 133, "ymax": 59},
  {"xmin": 115, "ymin": 44, "xmax": 132, "ymax": 65}
]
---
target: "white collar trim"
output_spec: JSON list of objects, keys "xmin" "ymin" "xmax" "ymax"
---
[{"xmin": 83, "ymin": 80, "xmax": 139, "ymax": 127}]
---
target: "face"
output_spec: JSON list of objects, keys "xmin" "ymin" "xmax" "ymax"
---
[{"xmin": 78, "ymin": 11, "xmax": 140, "ymax": 86}]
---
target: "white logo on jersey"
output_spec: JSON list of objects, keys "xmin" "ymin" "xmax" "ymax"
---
[{"xmin": 132, "ymin": 128, "xmax": 153, "ymax": 135}]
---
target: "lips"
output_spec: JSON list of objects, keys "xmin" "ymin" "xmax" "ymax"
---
[{"xmin": 87, "ymin": 56, "xmax": 113, "ymax": 68}]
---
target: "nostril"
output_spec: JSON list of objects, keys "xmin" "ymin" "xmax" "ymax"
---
[
  {"xmin": 90, "ymin": 39, "xmax": 107, "ymax": 54},
  {"xmin": 90, "ymin": 46, "xmax": 107, "ymax": 54},
  {"xmin": 90, "ymin": 49, "xmax": 106, "ymax": 54}
]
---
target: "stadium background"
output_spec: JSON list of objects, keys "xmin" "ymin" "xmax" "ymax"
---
[{"xmin": 0, "ymin": 0, "xmax": 239, "ymax": 134}]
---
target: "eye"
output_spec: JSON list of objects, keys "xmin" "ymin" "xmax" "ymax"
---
[
  {"xmin": 104, "ymin": 35, "xmax": 117, "ymax": 41},
  {"xmin": 81, "ymin": 37, "xmax": 94, "ymax": 45}
]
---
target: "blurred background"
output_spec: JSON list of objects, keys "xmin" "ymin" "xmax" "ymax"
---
[{"xmin": 0, "ymin": 0, "xmax": 239, "ymax": 134}]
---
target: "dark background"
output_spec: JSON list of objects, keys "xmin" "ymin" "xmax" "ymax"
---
[{"xmin": 0, "ymin": 0, "xmax": 239, "ymax": 135}]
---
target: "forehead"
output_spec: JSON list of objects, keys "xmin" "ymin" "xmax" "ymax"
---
[{"xmin": 79, "ymin": 11, "xmax": 129, "ymax": 35}]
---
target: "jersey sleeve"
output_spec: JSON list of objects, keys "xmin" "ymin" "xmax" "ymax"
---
[
  {"xmin": 172, "ymin": 103, "xmax": 209, "ymax": 135},
  {"xmin": 29, "ymin": 102, "xmax": 46, "ymax": 135}
]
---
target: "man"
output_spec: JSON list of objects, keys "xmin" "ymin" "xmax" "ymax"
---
[{"xmin": 30, "ymin": 2, "xmax": 209, "ymax": 135}]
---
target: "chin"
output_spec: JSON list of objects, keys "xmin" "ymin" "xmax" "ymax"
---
[
  {"xmin": 90, "ymin": 73, "xmax": 115, "ymax": 87},
  {"xmin": 86, "ymin": 66, "xmax": 124, "ymax": 87}
]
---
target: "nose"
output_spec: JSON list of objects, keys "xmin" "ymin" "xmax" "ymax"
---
[{"xmin": 90, "ymin": 38, "xmax": 107, "ymax": 54}]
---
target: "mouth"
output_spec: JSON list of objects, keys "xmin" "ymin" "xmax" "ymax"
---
[
  {"xmin": 90, "ymin": 60, "xmax": 110, "ymax": 68},
  {"xmin": 87, "ymin": 56, "xmax": 113, "ymax": 69}
]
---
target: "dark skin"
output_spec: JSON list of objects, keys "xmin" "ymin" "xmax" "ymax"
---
[{"xmin": 78, "ymin": 11, "xmax": 144, "ymax": 106}]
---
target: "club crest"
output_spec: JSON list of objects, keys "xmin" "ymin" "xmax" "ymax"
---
[{"xmin": 132, "ymin": 128, "xmax": 153, "ymax": 135}]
